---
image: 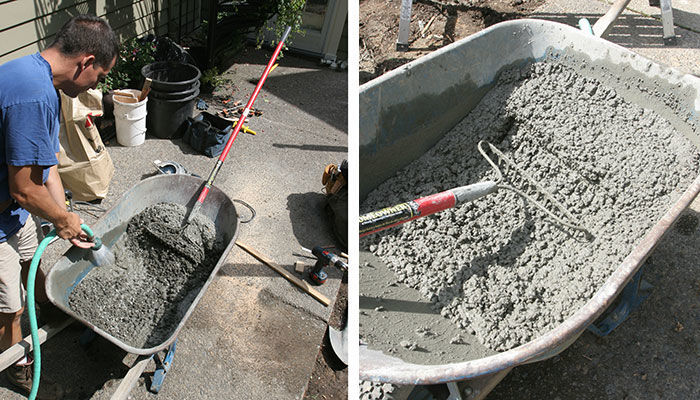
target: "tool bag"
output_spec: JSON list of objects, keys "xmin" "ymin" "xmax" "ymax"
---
[
  {"xmin": 57, "ymin": 89, "xmax": 115, "ymax": 201},
  {"xmin": 183, "ymin": 112, "xmax": 233, "ymax": 157},
  {"xmin": 323, "ymin": 160, "xmax": 348, "ymax": 250}
]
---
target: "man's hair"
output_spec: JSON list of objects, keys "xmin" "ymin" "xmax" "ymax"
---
[{"xmin": 50, "ymin": 14, "xmax": 119, "ymax": 68}]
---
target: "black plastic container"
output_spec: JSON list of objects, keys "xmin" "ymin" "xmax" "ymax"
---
[
  {"xmin": 146, "ymin": 89, "xmax": 200, "ymax": 139},
  {"xmin": 141, "ymin": 62, "xmax": 201, "ymax": 92},
  {"xmin": 141, "ymin": 62, "xmax": 202, "ymax": 138},
  {"xmin": 149, "ymin": 80, "xmax": 201, "ymax": 100}
]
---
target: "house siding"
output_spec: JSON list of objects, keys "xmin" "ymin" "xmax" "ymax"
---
[{"xmin": 0, "ymin": 0, "xmax": 200, "ymax": 64}]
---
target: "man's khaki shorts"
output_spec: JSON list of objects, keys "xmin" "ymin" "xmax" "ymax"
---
[{"xmin": 0, "ymin": 217, "xmax": 43, "ymax": 313}]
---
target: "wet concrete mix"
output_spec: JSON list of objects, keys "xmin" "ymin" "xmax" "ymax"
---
[
  {"xmin": 69, "ymin": 202, "xmax": 225, "ymax": 349},
  {"xmin": 360, "ymin": 53, "xmax": 700, "ymax": 363}
]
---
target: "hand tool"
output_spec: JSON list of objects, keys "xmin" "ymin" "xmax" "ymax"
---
[
  {"xmin": 185, "ymin": 26, "xmax": 291, "ymax": 225},
  {"xmin": 113, "ymin": 94, "xmax": 139, "ymax": 104},
  {"xmin": 64, "ymin": 189, "xmax": 74, "ymax": 212},
  {"xmin": 138, "ymin": 78, "xmax": 152, "ymax": 102},
  {"xmin": 225, "ymin": 118, "xmax": 256, "ymax": 135},
  {"xmin": 309, "ymin": 246, "xmax": 348, "ymax": 285},
  {"xmin": 328, "ymin": 324, "xmax": 348, "ymax": 365},
  {"xmin": 143, "ymin": 27, "xmax": 291, "ymax": 258},
  {"xmin": 302, "ymin": 246, "xmax": 348, "ymax": 259},
  {"xmin": 113, "ymin": 90, "xmax": 138, "ymax": 99},
  {"xmin": 360, "ymin": 140, "xmax": 591, "ymax": 238}
]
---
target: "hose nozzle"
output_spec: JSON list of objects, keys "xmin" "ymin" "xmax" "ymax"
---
[
  {"xmin": 91, "ymin": 237, "xmax": 103, "ymax": 251},
  {"xmin": 83, "ymin": 229, "xmax": 102, "ymax": 250}
]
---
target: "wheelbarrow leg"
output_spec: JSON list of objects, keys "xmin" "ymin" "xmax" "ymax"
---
[
  {"xmin": 659, "ymin": 0, "xmax": 676, "ymax": 45},
  {"xmin": 406, "ymin": 368, "xmax": 512, "ymax": 400},
  {"xmin": 446, "ymin": 382, "xmax": 462, "ymax": 400},
  {"xmin": 150, "ymin": 339, "xmax": 178, "ymax": 393},
  {"xmin": 587, "ymin": 267, "xmax": 653, "ymax": 336},
  {"xmin": 79, "ymin": 328, "xmax": 97, "ymax": 347}
]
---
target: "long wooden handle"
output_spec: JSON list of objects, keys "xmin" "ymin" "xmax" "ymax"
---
[
  {"xmin": 592, "ymin": 0, "xmax": 631, "ymax": 37},
  {"xmin": 111, "ymin": 355, "xmax": 153, "ymax": 400},
  {"xmin": 236, "ymin": 241, "xmax": 330, "ymax": 306},
  {"xmin": 138, "ymin": 78, "xmax": 152, "ymax": 102},
  {"xmin": 193, "ymin": 26, "xmax": 292, "ymax": 215}
]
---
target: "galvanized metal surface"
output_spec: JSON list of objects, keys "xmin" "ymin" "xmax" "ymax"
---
[
  {"xmin": 359, "ymin": 19, "xmax": 700, "ymax": 385},
  {"xmin": 45, "ymin": 174, "xmax": 239, "ymax": 356}
]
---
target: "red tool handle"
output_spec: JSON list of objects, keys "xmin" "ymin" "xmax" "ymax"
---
[
  {"xmin": 359, "ymin": 190, "xmax": 456, "ymax": 237},
  {"xmin": 194, "ymin": 26, "xmax": 292, "ymax": 209}
]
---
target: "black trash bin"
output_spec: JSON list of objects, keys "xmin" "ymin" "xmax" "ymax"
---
[{"xmin": 141, "ymin": 62, "xmax": 201, "ymax": 139}]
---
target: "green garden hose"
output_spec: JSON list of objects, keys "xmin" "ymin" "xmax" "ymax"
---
[{"xmin": 26, "ymin": 223, "xmax": 96, "ymax": 400}]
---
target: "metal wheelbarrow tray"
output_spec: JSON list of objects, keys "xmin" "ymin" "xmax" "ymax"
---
[
  {"xmin": 359, "ymin": 19, "xmax": 700, "ymax": 388},
  {"xmin": 45, "ymin": 174, "xmax": 239, "ymax": 356}
]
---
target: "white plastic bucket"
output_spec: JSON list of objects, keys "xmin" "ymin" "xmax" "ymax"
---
[{"xmin": 113, "ymin": 89, "xmax": 148, "ymax": 146}]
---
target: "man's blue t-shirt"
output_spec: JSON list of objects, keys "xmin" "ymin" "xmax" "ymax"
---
[{"xmin": 0, "ymin": 52, "xmax": 60, "ymax": 242}]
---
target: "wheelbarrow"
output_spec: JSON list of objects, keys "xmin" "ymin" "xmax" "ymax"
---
[
  {"xmin": 44, "ymin": 174, "xmax": 239, "ymax": 395},
  {"xmin": 359, "ymin": 18, "xmax": 700, "ymax": 399}
]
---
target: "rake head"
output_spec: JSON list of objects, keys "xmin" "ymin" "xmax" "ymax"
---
[{"xmin": 477, "ymin": 140, "xmax": 591, "ymax": 238}]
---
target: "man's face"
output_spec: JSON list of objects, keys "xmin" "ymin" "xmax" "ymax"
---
[{"xmin": 63, "ymin": 55, "xmax": 116, "ymax": 97}]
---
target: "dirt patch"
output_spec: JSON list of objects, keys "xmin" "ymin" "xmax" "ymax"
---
[
  {"xmin": 360, "ymin": 52, "xmax": 700, "ymax": 363},
  {"xmin": 68, "ymin": 202, "xmax": 225, "ymax": 349},
  {"xmin": 360, "ymin": 0, "xmax": 546, "ymax": 84}
]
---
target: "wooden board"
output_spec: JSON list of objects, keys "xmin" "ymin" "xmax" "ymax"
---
[
  {"xmin": 0, "ymin": 317, "xmax": 73, "ymax": 372},
  {"xmin": 236, "ymin": 241, "xmax": 330, "ymax": 307}
]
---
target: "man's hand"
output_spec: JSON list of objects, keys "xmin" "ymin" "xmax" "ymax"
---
[
  {"xmin": 70, "ymin": 236, "xmax": 95, "ymax": 249},
  {"xmin": 54, "ymin": 212, "xmax": 92, "ymax": 249},
  {"xmin": 9, "ymin": 165, "xmax": 94, "ymax": 249}
]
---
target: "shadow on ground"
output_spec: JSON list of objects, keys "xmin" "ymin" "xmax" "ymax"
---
[
  {"xmin": 231, "ymin": 46, "xmax": 348, "ymax": 133},
  {"xmin": 530, "ymin": 11, "xmax": 700, "ymax": 49},
  {"xmin": 0, "ymin": 323, "xmax": 129, "ymax": 399},
  {"xmin": 286, "ymin": 192, "xmax": 343, "ymax": 252}
]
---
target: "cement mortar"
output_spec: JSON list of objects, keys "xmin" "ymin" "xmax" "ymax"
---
[
  {"xmin": 360, "ymin": 250, "xmax": 496, "ymax": 364},
  {"xmin": 360, "ymin": 55, "xmax": 700, "ymax": 361},
  {"xmin": 69, "ymin": 202, "xmax": 225, "ymax": 349}
]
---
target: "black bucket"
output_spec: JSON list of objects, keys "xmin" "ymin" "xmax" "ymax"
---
[
  {"xmin": 141, "ymin": 62, "xmax": 201, "ymax": 93},
  {"xmin": 141, "ymin": 62, "xmax": 202, "ymax": 139},
  {"xmin": 147, "ymin": 89, "xmax": 200, "ymax": 139},
  {"xmin": 149, "ymin": 80, "xmax": 201, "ymax": 100}
]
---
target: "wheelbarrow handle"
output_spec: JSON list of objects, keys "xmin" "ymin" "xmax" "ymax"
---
[{"xmin": 359, "ymin": 181, "xmax": 497, "ymax": 237}]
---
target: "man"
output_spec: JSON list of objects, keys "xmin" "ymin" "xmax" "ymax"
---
[{"xmin": 0, "ymin": 15, "xmax": 118, "ymax": 399}]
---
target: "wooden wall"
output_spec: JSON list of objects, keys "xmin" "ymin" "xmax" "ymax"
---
[{"xmin": 0, "ymin": 0, "xmax": 201, "ymax": 64}]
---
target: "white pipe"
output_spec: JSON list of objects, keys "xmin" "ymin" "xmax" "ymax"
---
[
  {"xmin": 397, "ymin": 0, "xmax": 413, "ymax": 50},
  {"xmin": 592, "ymin": 0, "xmax": 632, "ymax": 38}
]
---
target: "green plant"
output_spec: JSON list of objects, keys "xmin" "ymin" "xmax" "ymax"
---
[
  {"xmin": 272, "ymin": 0, "xmax": 307, "ymax": 41},
  {"xmin": 98, "ymin": 36, "xmax": 156, "ymax": 93},
  {"xmin": 250, "ymin": 0, "xmax": 306, "ymax": 49},
  {"xmin": 200, "ymin": 67, "xmax": 229, "ymax": 92}
]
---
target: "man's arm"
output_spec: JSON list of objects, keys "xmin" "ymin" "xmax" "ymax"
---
[
  {"xmin": 45, "ymin": 162, "xmax": 67, "ymax": 211},
  {"xmin": 8, "ymin": 164, "xmax": 83, "ymax": 242}
]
